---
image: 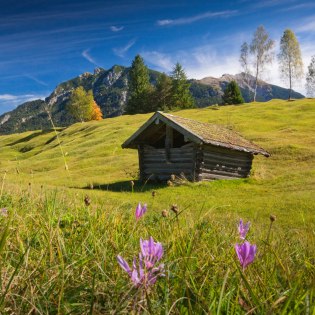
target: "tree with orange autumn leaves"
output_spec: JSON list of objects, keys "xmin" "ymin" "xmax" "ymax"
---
[{"xmin": 68, "ymin": 87, "xmax": 103, "ymax": 122}]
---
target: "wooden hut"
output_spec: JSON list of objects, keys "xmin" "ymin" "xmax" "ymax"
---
[{"xmin": 122, "ymin": 111, "xmax": 270, "ymax": 181}]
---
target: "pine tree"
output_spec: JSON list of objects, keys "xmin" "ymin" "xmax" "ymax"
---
[
  {"xmin": 305, "ymin": 55, "xmax": 315, "ymax": 97},
  {"xmin": 153, "ymin": 73, "xmax": 172, "ymax": 111},
  {"xmin": 67, "ymin": 87, "xmax": 94, "ymax": 122},
  {"xmin": 170, "ymin": 63, "xmax": 194, "ymax": 109},
  {"xmin": 125, "ymin": 55, "xmax": 152, "ymax": 114},
  {"xmin": 278, "ymin": 29, "xmax": 303, "ymax": 100},
  {"xmin": 250, "ymin": 25, "xmax": 275, "ymax": 102},
  {"xmin": 222, "ymin": 81, "xmax": 244, "ymax": 105}
]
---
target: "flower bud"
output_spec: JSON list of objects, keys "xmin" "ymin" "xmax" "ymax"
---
[
  {"xmin": 171, "ymin": 204, "xmax": 179, "ymax": 214},
  {"xmin": 270, "ymin": 214, "xmax": 276, "ymax": 222},
  {"xmin": 162, "ymin": 209, "xmax": 168, "ymax": 217},
  {"xmin": 84, "ymin": 195, "xmax": 91, "ymax": 206}
]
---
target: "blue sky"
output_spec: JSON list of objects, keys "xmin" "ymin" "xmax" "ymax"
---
[{"xmin": 1, "ymin": 0, "xmax": 315, "ymax": 115}]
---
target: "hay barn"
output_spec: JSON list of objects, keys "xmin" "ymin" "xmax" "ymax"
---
[{"xmin": 122, "ymin": 111, "xmax": 270, "ymax": 181}]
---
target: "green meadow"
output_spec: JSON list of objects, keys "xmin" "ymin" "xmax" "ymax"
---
[{"xmin": 0, "ymin": 99, "xmax": 314, "ymax": 314}]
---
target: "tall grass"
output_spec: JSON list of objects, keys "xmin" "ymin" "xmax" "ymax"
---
[
  {"xmin": 0, "ymin": 187, "xmax": 314, "ymax": 314},
  {"xmin": 0, "ymin": 99, "xmax": 314, "ymax": 313}
]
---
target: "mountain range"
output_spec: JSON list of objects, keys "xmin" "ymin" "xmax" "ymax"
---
[{"xmin": 0, "ymin": 65, "xmax": 304, "ymax": 134}]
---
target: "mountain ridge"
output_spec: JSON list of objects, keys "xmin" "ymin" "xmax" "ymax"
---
[{"xmin": 0, "ymin": 65, "xmax": 304, "ymax": 134}]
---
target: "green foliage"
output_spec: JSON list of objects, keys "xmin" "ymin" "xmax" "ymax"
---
[
  {"xmin": 125, "ymin": 55, "xmax": 153, "ymax": 114},
  {"xmin": 67, "ymin": 87, "xmax": 94, "ymax": 122},
  {"xmin": 152, "ymin": 72, "xmax": 173, "ymax": 111},
  {"xmin": 306, "ymin": 55, "xmax": 315, "ymax": 97},
  {"xmin": 170, "ymin": 63, "xmax": 195, "ymax": 109},
  {"xmin": 278, "ymin": 29, "xmax": 304, "ymax": 100},
  {"xmin": 250, "ymin": 25, "xmax": 275, "ymax": 101},
  {"xmin": 222, "ymin": 81, "xmax": 244, "ymax": 105}
]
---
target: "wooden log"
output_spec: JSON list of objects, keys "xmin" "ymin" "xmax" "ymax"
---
[
  {"xmin": 199, "ymin": 173, "xmax": 237, "ymax": 180},
  {"xmin": 203, "ymin": 145, "xmax": 251, "ymax": 157},
  {"xmin": 203, "ymin": 151, "xmax": 252, "ymax": 163},
  {"xmin": 200, "ymin": 168, "xmax": 248, "ymax": 177},
  {"xmin": 144, "ymin": 162, "xmax": 192, "ymax": 169},
  {"xmin": 203, "ymin": 159, "xmax": 252, "ymax": 171}
]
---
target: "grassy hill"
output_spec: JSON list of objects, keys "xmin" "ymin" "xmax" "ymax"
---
[{"xmin": 0, "ymin": 99, "xmax": 314, "ymax": 313}]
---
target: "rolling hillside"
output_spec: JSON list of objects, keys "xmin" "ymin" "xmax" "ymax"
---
[{"xmin": 1, "ymin": 99, "xmax": 314, "ymax": 207}]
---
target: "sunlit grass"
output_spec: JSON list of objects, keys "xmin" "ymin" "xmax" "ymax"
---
[{"xmin": 0, "ymin": 99, "xmax": 314, "ymax": 313}]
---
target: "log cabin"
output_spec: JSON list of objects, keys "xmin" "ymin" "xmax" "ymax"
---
[{"xmin": 122, "ymin": 111, "xmax": 270, "ymax": 181}]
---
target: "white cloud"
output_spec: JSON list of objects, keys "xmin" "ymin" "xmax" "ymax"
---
[
  {"xmin": 157, "ymin": 10, "xmax": 238, "ymax": 26},
  {"xmin": 110, "ymin": 25, "xmax": 124, "ymax": 32},
  {"xmin": 141, "ymin": 51, "xmax": 174, "ymax": 72},
  {"xmin": 296, "ymin": 19, "xmax": 315, "ymax": 33},
  {"xmin": 113, "ymin": 39, "xmax": 136, "ymax": 58},
  {"xmin": 24, "ymin": 74, "xmax": 48, "ymax": 87},
  {"xmin": 82, "ymin": 49, "xmax": 98, "ymax": 65},
  {"xmin": 0, "ymin": 94, "xmax": 47, "ymax": 108}
]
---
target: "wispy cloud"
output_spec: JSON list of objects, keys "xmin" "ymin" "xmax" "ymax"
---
[
  {"xmin": 0, "ymin": 94, "xmax": 48, "ymax": 112},
  {"xmin": 157, "ymin": 10, "xmax": 238, "ymax": 26},
  {"xmin": 279, "ymin": 2, "xmax": 315, "ymax": 11},
  {"xmin": 110, "ymin": 25, "xmax": 124, "ymax": 32},
  {"xmin": 296, "ymin": 15, "xmax": 315, "ymax": 33},
  {"xmin": 141, "ymin": 51, "xmax": 174, "ymax": 72},
  {"xmin": 24, "ymin": 74, "xmax": 48, "ymax": 87},
  {"xmin": 113, "ymin": 39, "xmax": 136, "ymax": 58},
  {"xmin": 82, "ymin": 49, "xmax": 98, "ymax": 65}
]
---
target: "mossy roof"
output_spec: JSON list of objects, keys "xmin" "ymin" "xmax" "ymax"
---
[{"xmin": 122, "ymin": 111, "xmax": 270, "ymax": 157}]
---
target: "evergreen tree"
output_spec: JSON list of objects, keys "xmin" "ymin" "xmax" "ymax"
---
[
  {"xmin": 67, "ymin": 87, "xmax": 94, "ymax": 122},
  {"xmin": 306, "ymin": 55, "xmax": 315, "ymax": 97},
  {"xmin": 278, "ymin": 29, "xmax": 303, "ymax": 100},
  {"xmin": 170, "ymin": 63, "xmax": 194, "ymax": 109},
  {"xmin": 222, "ymin": 81, "xmax": 244, "ymax": 105},
  {"xmin": 250, "ymin": 25, "xmax": 275, "ymax": 102},
  {"xmin": 153, "ymin": 73, "xmax": 172, "ymax": 111},
  {"xmin": 125, "ymin": 55, "xmax": 152, "ymax": 114}
]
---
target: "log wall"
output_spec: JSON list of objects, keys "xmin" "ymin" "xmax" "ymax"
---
[
  {"xmin": 198, "ymin": 145, "xmax": 253, "ymax": 181},
  {"xmin": 139, "ymin": 144, "xmax": 194, "ymax": 180}
]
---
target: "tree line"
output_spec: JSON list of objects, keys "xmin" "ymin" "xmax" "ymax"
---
[
  {"xmin": 67, "ymin": 26, "xmax": 315, "ymax": 122},
  {"xmin": 239, "ymin": 26, "xmax": 315, "ymax": 101},
  {"xmin": 125, "ymin": 55, "xmax": 194, "ymax": 114}
]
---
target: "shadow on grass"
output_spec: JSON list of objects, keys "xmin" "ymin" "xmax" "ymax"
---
[
  {"xmin": 7, "ymin": 129, "xmax": 65, "ymax": 146},
  {"xmin": 82, "ymin": 180, "xmax": 166, "ymax": 192}
]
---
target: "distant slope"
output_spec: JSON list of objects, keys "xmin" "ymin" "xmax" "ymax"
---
[
  {"xmin": 0, "ymin": 66, "xmax": 304, "ymax": 134},
  {"xmin": 0, "ymin": 99, "xmax": 313, "ymax": 189},
  {"xmin": 191, "ymin": 73, "xmax": 304, "ymax": 107}
]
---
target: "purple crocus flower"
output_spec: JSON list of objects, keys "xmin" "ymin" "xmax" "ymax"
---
[
  {"xmin": 117, "ymin": 236, "xmax": 164, "ymax": 287},
  {"xmin": 235, "ymin": 241, "xmax": 257, "ymax": 270},
  {"xmin": 140, "ymin": 236, "xmax": 163, "ymax": 269},
  {"xmin": 238, "ymin": 219, "xmax": 250, "ymax": 240},
  {"xmin": 117, "ymin": 253, "xmax": 164, "ymax": 287},
  {"xmin": 135, "ymin": 203, "xmax": 147, "ymax": 220}
]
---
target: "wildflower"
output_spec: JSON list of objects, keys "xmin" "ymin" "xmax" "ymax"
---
[
  {"xmin": 84, "ymin": 195, "xmax": 91, "ymax": 206},
  {"xmin": 130, "ymin": 180, "xmax": 135, "ymax": 187},
  {"xmin": 140, "ymin": 236, "xmax": 163, "ymax": 269},
  {"xmin": 235, "ymin": 241, "xmax": 257, "ymax": 270},
  {"xmin": 161, "ymin": 209, "xmax": 168, "ymax": 217},
  {"xmin": 135, "ymin": 203, "xmax": 147, "ymax": 220},
  {"xmin": 171, "ymin": 204, "xmax": 179, "ymax": 215},
  {"xmin": 238, "ymin": 219, "xmax": 250, "ymax": 239},
  {"xmin": 117, "ymin": 249, "xmax": 164, "ymax": 287},
  {"xmin": 270, "ymin": 214, "xmax": 276, "ymax": 222},
  {"xmin": 0, "ymin": 208, "xmax": 8, "ymax": 217}
]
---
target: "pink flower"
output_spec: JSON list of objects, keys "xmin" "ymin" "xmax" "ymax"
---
[
  {"xmin": 235, "ymin": 241, "xmax": 257, "ymax": 270},
  {"xmin": 0, "ymin": 208, "xmax": 8, "ymax": 217},
  {"xmin": 135, "ymin": 203, "xmax": 147, "ymax": 220},
  {"xmin": 238, "ymin": 219, "xmax": 250, "ymax": 239},
  {"xmin": 140, "ymin": 236, "xmax": 163, "ymax": 269},
  {"xmin": 117, "ymin": 237, "xmax": 164, "ymax": 287}
]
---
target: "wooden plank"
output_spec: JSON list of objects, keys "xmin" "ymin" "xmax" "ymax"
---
[
  {"xmin": 199, "ymin": 173, "xmax": 237, "ymax": 180},
  {"xmin": 200, "ymin": 168, "xmax": 248, "ymax": 178},
  {"xmin": 203, "ymin": 151, "xmax": 252, "ymax": 163},
  {"xmin": 144, "ymin": 162, "xmax": 192, "ymax": 169},
  {"xmin": 203, "ymin": 144, "xmax": 251, "ymax": 156},
  {"xmin": 203, "ymin": 158, "xmax": 252, "ymax": 170}
]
